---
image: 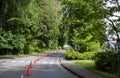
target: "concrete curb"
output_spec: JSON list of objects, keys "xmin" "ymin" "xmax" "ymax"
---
[
  {"xmin": 59, "ymin": 56, "xmax": 83, "ymax": 78},
  {"xmin": 60, "ymin": 57, "xmax": 108, "ymax": 78}
]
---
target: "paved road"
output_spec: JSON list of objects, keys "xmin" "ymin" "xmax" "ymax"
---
[
  {"xmin": 0, "ymin": 51, "xmax": 78, "ymax": 78},
  {"xmin": 0, "ymin": 55, "xmax": 37, "ymax": 78}
]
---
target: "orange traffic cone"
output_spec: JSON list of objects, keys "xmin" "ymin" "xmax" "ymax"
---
[
  {"xmin": 39, "ymin": 56, "xmax": 41, "ymax": 60},
  {"xmin": 29, "ymin": 61, "xmax": 32, "ymax": 68},
  {"xmin": 37, "ymin": 58, "xmax": 39, "ymax": 61},
  {"xmin": 34, "ymin": 59, "xmax": 37, "ymax": 64},
  {"xmin": 25, "ymin": 68, "xmax": 30, "ymax": 76}
]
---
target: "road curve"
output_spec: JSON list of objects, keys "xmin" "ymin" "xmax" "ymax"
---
[
  {"xmin": 27, "ymin": 52, "xmax": 78, "ymax": 78},
  {"xmin": 0, "ymin": 51, "xmax": 79, "ymax": 78}
]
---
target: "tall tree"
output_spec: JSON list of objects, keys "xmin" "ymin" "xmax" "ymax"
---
[
  {"xmin": 61, "ymin": 0, "xmax": 106, "ymax": 52},
  {"xmin": 100, "ymin": 0, "xmax": 120, "ymax": 40},
  {"xmin": 37, "ymin": 0, "xmax": 62, "ymax": 49},
  {"xmin": 0, "ymin": 0, "xmax": 63, "ymax": 54}
]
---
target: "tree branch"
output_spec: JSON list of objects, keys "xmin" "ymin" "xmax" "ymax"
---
[
  {"xmin": 116, "ymin": 0, "xmax": 120, "ymax": 10},
  {"xmin": 106, "ymin": 13, "xmax": 120, "ymax": 18},
  {"xmin": 106, "ymin": 17, "xmax": 119, "ymax": 38}
]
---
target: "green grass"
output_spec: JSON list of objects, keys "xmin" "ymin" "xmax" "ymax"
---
[{"xmin": 74, "ymin": 60, "xmax": 118, "ymax": 78}]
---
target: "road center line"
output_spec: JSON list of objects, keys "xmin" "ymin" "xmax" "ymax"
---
[
  {"xmin": 21, "ymin": 75, "xmax": 23, "ymax": 78},
  {"xmin": 19, "ymin": 61, "xmax": 24, "ymax": 63},
  {"xmin": 11, "ymin": 60, "xmax": 16, "ymax": 62}
]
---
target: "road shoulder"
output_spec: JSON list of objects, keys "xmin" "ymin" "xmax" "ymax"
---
[{"xmin": 60, "ymin": 57, "xmax": 107, "ymax": 78}]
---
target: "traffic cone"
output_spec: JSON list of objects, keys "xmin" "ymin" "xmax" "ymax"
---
[
  {"xmin": 29, "ymin": 61, "xmax": 32, "ymax": 68},
  {"xmin": 34, "ymin": 59, "xmax": 37, "ymax": 64},
  {"xmin": 45, "ymin": 54, "xmax": 47, "ymax": 57},
  {"xmin": 37, "ymin": 58, "xmax": 39, "ymax": 61},
  {"xmin": 39, "ymin": 56, "xmax": 41, "ymax": 60},
  {"xmin": 25, "ymin": 67, "xmax": 30, "ymax": 76},
  {"xmin": 48, "ymin": 53, "xmax": 50, "ymax": 56},
  {"xmin": 46, "ymin": 53, "xmax": 48, "ymax": 56}
]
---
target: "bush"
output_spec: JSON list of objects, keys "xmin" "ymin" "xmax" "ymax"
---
[
  {"xmin": 24, "ymin": 40, "xmax": 39, "ymax": 54},
  {"xmin": 0, "ymin": 30, "xmax": 26, "ymax": 55},
  {"xmin": 65, "ymin": 49, "xmax": 97, "ymax": 60},
  {"xmin": 48, "ymin": 40, "xmax": 59, "ymax": 49},
  {"xmin": 78, "ymin": 52, "xmax": 97, "ymax": 60},
  {"xmin": 65, "ymin": 49, "xmax": 78, "ymax": 60},
  {"xmin": 94, "ymin": 51, "xmax": 117, "ymax": 73}
]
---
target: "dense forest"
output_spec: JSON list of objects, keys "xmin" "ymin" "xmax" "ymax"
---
[
  {"xmin": 0, "ymin": 0, "xmax": 120, "ymax": 55},
  {"xmin": 0, "ymin": 0, "xmax": 63, "ymax": 54}
]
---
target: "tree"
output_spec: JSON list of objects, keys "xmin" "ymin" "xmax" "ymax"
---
[
  {"xmin": 0, "ymin": 0, "xmax": 63, "ymax": 54},
  {"xmin": 37, "ymin": 0, "xmax": 62, "ymax": 49},
  {"xmin": 60, "ymin": 0, "xmax": 106, "ymax": 52},
  {"xmin": 0, "ymin": 0, "xmax": 40, "ymax": 54},
  {"xmin": 100, "ymin": 0, "xmax": 120, "ymax": 40}
]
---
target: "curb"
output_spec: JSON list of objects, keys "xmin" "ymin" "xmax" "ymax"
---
[
  {"xmin": 60, "ymin": 57, "xmax": 108, "ymax": 78},
  {"xmin": 59, "ymin": 56, "xmax": 83, "ymax": 78}
]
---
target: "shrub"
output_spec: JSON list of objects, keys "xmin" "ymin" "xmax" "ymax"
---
[
  {"xmin": 0, "ymin": 30, "xmax": 26, "ymax": 55},
  {"xmin": 48, "ymin": 40, "xmax": 59, "ymax": 49},
  {"xmin": 94, "ymin": 51, "xmax": 117, "ymax": 73},
  {"xmin": 78, "ymin": 52, "xmax": 97, "ymax": 60},
  {"xmin": 65, "ymin": 49, "xmax": 79, "ymax": 60},
  {"xmin": 65, "ymin": 49, "xmax": 97, "ymax": 60},
  {"xmin": 24, "ymin": 40, "xmax": 39, "ymax": 54}
]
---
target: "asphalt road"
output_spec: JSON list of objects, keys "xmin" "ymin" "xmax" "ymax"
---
[{"xmin": 0, "ymin": 51, "xmax": 78, "ymax": 78}]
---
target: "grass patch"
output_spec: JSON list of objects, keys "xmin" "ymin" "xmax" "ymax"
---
[{"xmin": 74, "ymin": 60, "xmax": 118, "ymax": 78}]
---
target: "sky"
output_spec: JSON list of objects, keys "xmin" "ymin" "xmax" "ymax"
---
[{"xmin": 106, "ymin": 0, "xmax": 120, "ymax": 20}]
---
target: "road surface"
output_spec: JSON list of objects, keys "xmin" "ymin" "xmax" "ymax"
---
[{"xmin": 0, "ymin": 51, "xmax": 78, "ymax": 78}]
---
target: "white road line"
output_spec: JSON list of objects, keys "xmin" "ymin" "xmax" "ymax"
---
[
  {"xmin": 27, "ymin": 61, "xmax": 30, "ymax": 63},
  {"xmin": 11, "ymin": 60, "xmax": 16, "ymax": 62},
  {"xmin": 10, "ymin": 60, "xmax": 30, "ymax": 63},
  {"xmin": 38, "ymin": 61, "xmax": 59, "ymax": 64},
  {"xmin": 49, "ymin": 61, "xmax": 54, "ymax": 64},
  {"xmin": 42, "ymin": 61, "xmax": 47, "ymax": 64},
  {"xmin": 21, "ymin": 75, "xmax": 23, "ymax": 78},
  {"xmin": 50, "ymin": 61, "xmax": 59, "ymax": 64},
  {"xmin": 19, "ymin": 61, "xmax": 24, "ymax": 63},
  {"xmin": 38, "ymin": 61, "xmax": 47, "ymax": 64},
  {"xmin": 37, "ymin": 61, "xmax": 59, "ymax": 64},
  {"xmin": 56, "ymin": 62, "xmax": 59, "ymax": 64}
]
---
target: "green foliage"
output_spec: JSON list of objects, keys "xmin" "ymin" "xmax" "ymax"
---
[
  {"xmin": 99, "ymin": 0, "xmax": 120, "ymax": 39},
  {"xmin": 61, "ymin": 0, "xmax": 106, "ymax": 50},
  {"xmin": 75, "ymin": 60, "xmax": 118, "ymax": 78},
  {"xmin": 24, "ymin": 40, "xmax": 39, "ymax": 54},
  {"xmin": 94, "ymin": 51, "xmax": 117, "ymax": 73},
  {"xmin": 65, "ymin": 49, "xmax": 97, "ymax": 60},
  {"xmin": 75, "ymin": 33, "xmax": 99, "ymax": 52},
  {"xmin": 72, "ymin": 29, "xmax": 101, "ymax": 52},
  {"xmin": 48, "ymin": 40, "xmax": 59, "ymax": 49},
  {"xmin": 65, "ymin": 49, "xmax": 78, "ymax": 60},
  {"xmin": 0, "ymin": 29, "xmax": 26, "ymax": 54},
  {"xmin": 0, "ymin": 0, "xmax": 62, "ymax": 55},
  {"xmin": 37, "ymin": 0, "xmax": 62, "ymax": 49},
  {"xmin": 78, "ymin": 52, "xmax": 97, "ymax": 60},
  {"xmin": 87, "ymin": 41, "xmax": 100, "ymax": 52}
]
